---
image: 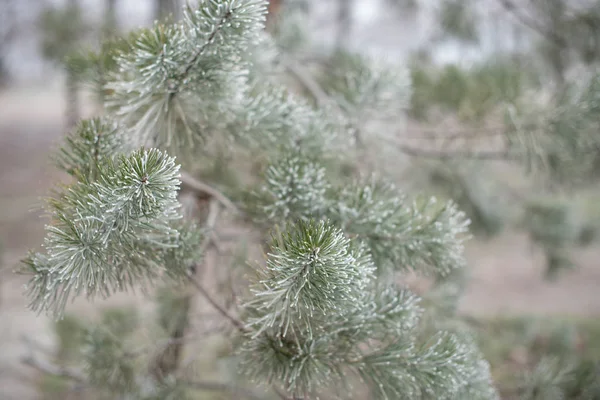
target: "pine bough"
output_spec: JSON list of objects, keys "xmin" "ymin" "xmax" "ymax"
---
[{"xmin": 21, "ymin": 1, "xmax": 498, "ymax": 399}]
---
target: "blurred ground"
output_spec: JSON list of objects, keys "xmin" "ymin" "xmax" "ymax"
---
[{"xmin": 1, "ymin": 85, "xmax": 600, "ymax": 399}]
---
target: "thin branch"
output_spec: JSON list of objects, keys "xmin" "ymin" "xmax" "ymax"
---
[
  {"xmin": 20, "ymin": 334, "xmax": 54, "ymax": 358},
  {"xmin": 496, "ymin": 0, "xmax": 567, "ymax": 48},
  {"xmin": 200, "ymin": 198, "xmax": 221, "ymax": 253},
  {"xmin": 180, "ymin": 170, "xmax": 238, "ymax": 213},
  {"xmin": 282, "ymin": 58, "xmax": 330, "ymax": 107},
  {"xmin": 178, "ymin": 9, "xmax": 232, "ymax": 83},
  {"xmin": 21, "ymin": 355, "xmax": 85, "ymax": 382},
  {"xmin": 401, "ymin": 126, "xmax": 507, "ymax": 140},
  {"xmin": 125, "ymin": 333, "xmax": 201, "ymax": 359},
  {"xmin": 185, "ymin": 272, "xmax": 248, "ymax": 333},
  {"xmin": 274, "ymin": 385, "xmax": 294, "ymax": 400},
  {"xmin": 397, "ymin": 144, "xmax": 514, "ymax": 160},
  {"xmin": 23, "ymin": 353, "xmax": 263, "ymax": 400},
  {"xmin": 182, "ymin": 379, "xmax": 265, "ymax": 400}
]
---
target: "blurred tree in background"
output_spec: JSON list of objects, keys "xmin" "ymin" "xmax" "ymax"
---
[
  {"xmin": 39, "ymin": 0, "xmax": 88, "ymax": 128},
  {"xmin": 0, "ymin": 0, "xmax": 19, "ymax": 88},
  {"xmin": 155, "ymin": 0, "xmax": 180, "ymax": 21}
]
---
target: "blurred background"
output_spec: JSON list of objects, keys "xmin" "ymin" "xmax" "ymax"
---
[{"xmin": 1, "ymin": 0, "xmax": 600, "ymax": 398}]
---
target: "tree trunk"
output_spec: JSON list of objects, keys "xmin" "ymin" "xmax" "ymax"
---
[
  {"xmin": 0, "ymin": 0, "xmax": 17, "ymax": 89},
  {"xmin": 65, "ymin": 69, "xmax": 80, "ymax": 130},
  {"xmin": 336, "ymin": 0, "xmax": 352, "ymax": 49},
  {"xmin": 65, "ymin": 0, "xmax": 80, "ymax": 129},
  {"xmin": 0, "ymin": 56, "xmax": 9, "ymax": 89},
  {"xmin": 266, "ymin": 0, "xmax": 283, "ymax": 31},
  {"xmin": 155, "ymin": 0, "xmax": 179, "ymax": 22},
  {"xmin": 103, "ymin": 0, "xmax": 118, "ymax": 39}
]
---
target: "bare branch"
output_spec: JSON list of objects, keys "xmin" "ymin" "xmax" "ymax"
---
[
  {"xmin": 180, "ymin": 170, "xmax": 238, "ymax": 213},
  {"xmin": 396, "ymin": 144, "xmax": 513, "ymax": 160},
  {"xmin": 200, "ymin": 199, "xmax": 221, "ymax": 254},
  {"xmin": 496, "ymin": 0, "xmax": 567, "ymax": 48},
  {"xmin": 185, "ymin": 271, "xmax": 249, "ymax": 333},
  {"xmin": 21, "ymin": 354, "xmax": 85, "ymax": 382},
  {"xmin": 182, "ymin": 379, "xmax": 266, "ymax": 400},
  {"xmin": 23, "ymin": 353, "xmax": 264, "ymax": 400},
  {"xmin": 282, "ymin": 58, "xmax": 330, "ymax": 107}
]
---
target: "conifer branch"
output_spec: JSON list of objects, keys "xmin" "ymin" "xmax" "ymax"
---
[
  {"xmin": 178, "ymin": 8, "xmax": 232, "ymax": 83},
  {"xmin": 23, "ymin": 1, "xmax": 501, "ymax": 397}
]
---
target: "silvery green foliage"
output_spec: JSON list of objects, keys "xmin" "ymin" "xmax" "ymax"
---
[
  {"xmin": 22, "ymin": 120, "xmax": 200, "ymax": 316},
  {"xmin": 105, "ymin": 0, "xmax": 268, "ymax": 149},
  {"xmin": 249, "ymin": 153, "xmax": 330, "ymax": 223},
  {"xmin": 54, "ymin": 118, "xmax": 124, "ymax": 179},
  {"xmin": 244, "ymin": 220, "xmax": 375, "ymax": 338},
  {"xmin": 251, "ymin": 165, "xmax": 470, "ymax": 276},
  {"xmin": 25, "ymin": 1, "xmax": 497, "ymax": 398},
  {"xmin": 521, "ymin": 356, "xmax": 575, "ymax": 400},
  {"xmin": 83, "ymin": 326, "xmax": 137, "ymax": 394},
  {"xmin": 332, "ymin": 179, "xmax": 470, "ymax": 276},
  {"xmin": 233, "ymin": 82, "xmax": 348, "ymax": 155},
  {"xmin": 239, "ymin": 220, "xmax": 496, "ymax": 399},
  {"xmin": 508, "ymin": 72, "xmax": 600, "ymax": 185},
  {"xmin": 320, "ymin": 50, "xmax": 412, "ymax": 122}
]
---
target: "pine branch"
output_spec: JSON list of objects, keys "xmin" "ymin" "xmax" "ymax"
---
[{"xmin": 177, "ymin": 7, "xmax": 232, "ymax": 84}]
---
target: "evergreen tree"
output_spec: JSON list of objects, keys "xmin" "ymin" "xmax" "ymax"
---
[
  {"xmin": 20, "ymin": 1, "xmax": 504, "ymax": 399},
  {"xmin": 0, "ymin": 0, "xmax": 18, "ymax": 88}
]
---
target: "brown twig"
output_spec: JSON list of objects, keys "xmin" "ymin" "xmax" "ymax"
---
[
  {"xmin": 182, "ymin": 379, "xmax": 266, "ymax": 400},
  {"xmin": 185, "ymin": 272, "xmax": 248, "ymax": 333},
  {"xmin": 396, "ymin": 144, "xmax": 513, "ymax": 161},
  {"xmin": 282, "ymin": 58, "xmax": 330, "ymax": 107},
  {"xmin": 21, "ymin": 354, "xmax": 85, "ymax": 382},
  {"xmin": 22, "ymin": 353, "xmax": 263, "ymax": 400},
  {"xmin": 200, "ymin": 199, "xmax": 222, "ymax": 253},
  {"xmin": 274, "ymin": 385, "xmax": 293, "ymax": 400},
  {"xmin": 180, "ymin": 170, "xmax": 238, "ymax": 213}
]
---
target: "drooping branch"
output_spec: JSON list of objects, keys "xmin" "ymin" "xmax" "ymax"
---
[
  {"xmin": 23, "ymin": 352, "xmax": 266, "ymax": 400},
  {"xmin": 282, "ymin": 58, "xmax": 329, "ymax": 107},
  {"xmin": 185, "ymin": 272, "xmax": 248, "ymax": 333},
  {"xmin": 180, "ymin": 171, "xmax": 238, "ymax": 213},
  {"xmin": 395, "ymin": 143, "xmax": 513, "ymax": 161},
  {"xmin": 181, "ymin": 379, "xmax": 266, "ymax": 400},
  {"xmin": 22, "ymin": 355, "xmax": 85, "ymax": 382}
]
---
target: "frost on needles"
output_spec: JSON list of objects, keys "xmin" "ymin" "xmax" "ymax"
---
[
  {"xmin": 20, "ymin": 0, "xmax": 498, "ymax": 399},
  {"xmin": 239, "ymin": 220, "xmax": 497, "ymax": 399},
  {"xmin": 21, "ymin": 118, "xmax": 202, "ymax": 316}
]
